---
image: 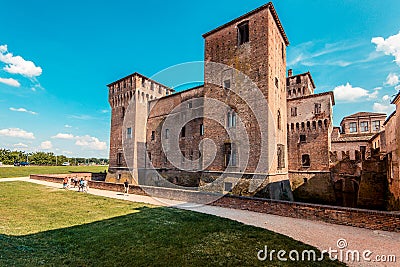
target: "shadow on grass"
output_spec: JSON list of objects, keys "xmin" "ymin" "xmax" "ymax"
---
[{"xmin": 0, "ymin": 206, "xmax": 344, "ymax": 267}]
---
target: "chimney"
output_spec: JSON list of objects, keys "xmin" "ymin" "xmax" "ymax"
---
[{"xmin": 288, "ymin": 69, "xmax": 293, "ymax": 77}]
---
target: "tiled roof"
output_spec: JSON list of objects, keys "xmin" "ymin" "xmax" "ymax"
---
[
  {"xmin": 332, "ymin": 133, "xmax": 375, "ymax": 143},
  {"xmin": 344, "ymin": 112, "xmax": 386, "ymax": 118}
]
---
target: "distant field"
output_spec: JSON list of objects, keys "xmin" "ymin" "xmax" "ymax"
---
[
  {"xmin": 0, "ymin": 182, "xmax": 343, "ymax": 266},
  {"xmin": 0, "ymin": 165, "xmax": 108, "ymax": 178}
]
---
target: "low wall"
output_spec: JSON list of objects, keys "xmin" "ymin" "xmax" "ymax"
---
[{"xmin": 30, "ymin": 174, "xmax": 400, "ymax": 232}]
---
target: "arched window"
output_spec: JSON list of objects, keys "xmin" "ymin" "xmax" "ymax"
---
[{"xmin": 227, "ymin": 110, "xmax": 236, "ymax": 128}]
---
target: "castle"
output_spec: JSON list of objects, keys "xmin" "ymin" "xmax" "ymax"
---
[{"xmin": 105, "ymin": 2, "xmax": 400, "ymax": 209}]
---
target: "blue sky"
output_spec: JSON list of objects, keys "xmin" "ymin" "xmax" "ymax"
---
[{"xmin": 1, "ymin": 0, "xmax": 400, "ymax": 158}]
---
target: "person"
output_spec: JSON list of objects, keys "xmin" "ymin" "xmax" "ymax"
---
[
  {"xmin": 83, "ymin": 179, "xmax": 89, "ymax": 193},
  {"xmin": 73, "ymin": 176, "xmax": 78, "ymax": 188},
  {"xmin": 124, "ymin": 180, "xmax": 129, "ymax": 195},
  {"xmin": 62, "ymin": 177, "xmax": 68, "ymax": 189},
  {"xmin": 78, "ymin": 178, "xmax": 84, "ymax": 192},
  {"xmin": 67, "ymin": 177, "xmax": 71, "ymax": 189}
]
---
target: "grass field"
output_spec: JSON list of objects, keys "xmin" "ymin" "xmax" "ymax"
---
[
  {"xmin": 0, "ymin": 165, "xmax": 108, "ymax": 178},
  {"xmin": 0, "ymin": 182, "xmax": 344, "ymax": 266}
]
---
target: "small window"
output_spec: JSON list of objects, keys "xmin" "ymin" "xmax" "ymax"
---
[
  {"xmin": 151, "ymin": 131, "xmax": 155, "ymax": 141},
  {"xmin": 142, "ymin": 78, "xmax": 146, "ymax": 88},
  {"xmin": 163, "ymin": 155, "xmax": 168, "ymax": 164},
  {"xmin": 223, "ymin": 79, "xmax": 231, "ymax": 89},
  {"xmin": 181, "ymin": 126, "xmax": 186, "ymax": 138},
  {"xmin": 165, "ymin": 129, "xmax": 169, "ymax": 139},
  {"xmin": 349, "ymin": 122, "xmax": 357, "ymax": 133},
  {"xmin": 372, "ymin": 121, "xmax": 380, "ymax": 132},
  {"xmin": 188, "ymin": 102, "xmax": 192, "ymax": 109},
  {"xmin": 150, "ymin": 83, "xmax": 154, "ymax": 91},
  {"xmin": 277, "ymin": 144, "xmax": 285, "ymax": 169},
  {"xmin": 127, "ymin": 127, "xmax": 132, "ymax": 139},
  {"xmin": 291, "ymin": 107, "xmax": 297, "ymax": 117},
  {"xmin": 200, "ymin": 124, "xmax": 204, "ymax": 136},
  {"xmin": 121, "ymin": 107, "xmax": 125, "ymax": 118},
  {"xmin": 224, "ymin": 182, "xmax": 233, "ymax": 192},
  {"xmin": 277, "ymin": 110, "xmax": 281, "ymax": 130},
  {"xmin": 360, "ymin": 146, "xmax": 366, "ymax": 160},
  {"xmin": 281, "ymin": 43, "xmax": 285, "ymax": 60},
  {"xmin": 117, "ymin": 173, "xmax": 121, "ymax": 180},
  {"xmin": 314, "ymin": 103, "xmax": 321, "ymax": 114},
  {"xmin": 302, "ymin": 154, "xmax": 310, "ymax": 167},
  {"xmin": 300, "ymin": 134, "xmax": 306, "ymax": 143},
  {"xmin": 227, "ymin": 111, "xmax": 236, "ymax": 128},
  {"xmin": 360, "ymin": 122, "xmax": 369, "ymax": 132},
  {"xmin": 158, "ymin": 86, "xmax": 162, "ymax": 94},
  {"xmin": 275, "ymin": 77, "xmax": 279, "ymax": 88},
  {"xmin": 117, "ymin": 152, "xmax": 123, "ymax": 166},
  {"xmin": 237, "ymin": 22, "xmax": 249, "ymax": 45}
]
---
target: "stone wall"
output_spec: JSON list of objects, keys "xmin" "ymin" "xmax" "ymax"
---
[{"xmin": 30, "ymin": 174, "xmax": 400, "ymax": 232}]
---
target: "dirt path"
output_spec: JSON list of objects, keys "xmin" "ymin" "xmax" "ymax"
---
[{"xmin": 5, "ymin": 178, "xmax": 400, "ymax": 266}]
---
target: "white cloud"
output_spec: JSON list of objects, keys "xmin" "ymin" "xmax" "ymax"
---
[
  {"xmin": 40, "ymin": 141, "xmax": 53, "ymax": 150},
  {"xmin": 382, "ymin": 95, "xmax": 391, "ymax": 101},
  {"xmin": 0, "ymin": 128, "xmax": 35, "ymax": 139},
  {"xmin": 373, "ymin": 102, "xmax": 395, "ymax": 114},
  {"xmin": 0, "ymin": 77, "xmax": 20, "ymax": 87},
  {"xmin": 75, "ymin": 135, "xmax": 107, "ymax": 151},
  {"xmin": 372, "ymin": 32, "xmax": 400, "ymax": 66},
  {"xmin": 385, "ymin": 73, "xmax": 399, "ymax": 86},
  {"xmin": 13, "ymin": 142, "xmax": 28, "ymax": 148},
  {"xmin": 0, "ymin": 44, "xmax": 42, "ymax": 77},
  {"xmin": 68, "ymin": 114, "xmax": 93, "ymax": 120},
  {"xmin": 64, "ymin": 124, "xmax": 72, "ymax": 128},
  {"xmin": 396, "ymin": 85, "xmax": 400, "ymax": 91},
  {"xmin": 62, "ymin": 150, "xmax": 73, "ymax": 155},
  {"xmin": 100, "ymin": 109, "xmax": 109, "ymax": 114},
  {"xmin": 333, "ymin": 83, "xmax": 378, "ymax": 102},
  {"xmin": 9, "ymin": 107, "xmax": 38, "ymax": 115},
  {"xmin": 51, "ymin": 133, "xmax": 74, "ymax": 139}
]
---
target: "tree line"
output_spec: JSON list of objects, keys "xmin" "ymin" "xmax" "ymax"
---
[{"xmin": 0, "ymin": 149, "xmax": 109, "ymax": 166}]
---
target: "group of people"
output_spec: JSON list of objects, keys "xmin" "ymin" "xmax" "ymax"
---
[{"xmin": 62, "ymin": 177, "xmax": 89, "ymax": 193}]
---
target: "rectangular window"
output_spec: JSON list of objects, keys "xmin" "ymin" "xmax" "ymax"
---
[
  {"xmin": 151, "ymin": 131, "xmax": 155, "ymax": 141},
  {"xmin": 224, "ymin": 142, "xmax": 232, "ymax": 167},
  {"xmin": 165, "ymin": 129, "xmax": 169, "ymax": 139},
  {"xmin": 302, "ymin": 154, "xmax": 310, "ymax": 167},
  {"xmin": 372, "ymin": 120, "xmax": 380, "ymax": 132},
  {"xmin": 142, "ymin": 78, "xmax": 146, "ymax": 88},
  {"xmin": 360, "ymin": 146, "xmax": 366, "ymax": 160},
  {"xmin": 150, "ymin": 83, "xmax": 154, "ymax": 91},
  {"xmin": 200, "ymin": 124, "xmax": 204, "ymax": 136},
  {"xmin": 291, "ymin": 107, "xmax": 297, "ymax": 117},
  {"xmin": 314, "ymin": 103, "xmax": 321, "ymax": 114},
  {"xmin": 158, "ymin": 86, "xmax": 162, "ymax": 94},
  {"xmin": 237, "ymin": 22, "xmax": 249, "ymax": 45},
  {"xmin": 349, "ymin": 122, "xmax": 357, "ymax": 133},
  {"xmin": 224, "ymin": 182, "xmax": 233, "ymax": 192},
  {"xmin": 228, "ymin": 112, "xmax": 236, "ymax": 128},
  {"xmin": 300, "ymin": 135, "xmax": 306, "ymax": 143},
  {"xmin": 275, "ymin": 77, "xmax": 279, "ymax": 88},
  {"xmin": 117, "ymin": 152, "xmax": 123, "ymax": 166},
  {"xmin": 277, "ymin": 144, "xmax": 285, "ymax": 169},
  {"xmin": 181, "ymin": 126, "xmax": 186, "ymax": 138},
  {"xmin": 223, "ymin": 79, "xmax": 231, "ymax": 89},
  {"xmin": 127, "ymin": 127, "xmax": 132, "ymax": 139},
  {"xmin": 188, "ymin": 102, "xmax": 192, "ymax": 109},
  {"xmin": 360, "ymin": 122, "xmax": 369, "ymax": 132}
]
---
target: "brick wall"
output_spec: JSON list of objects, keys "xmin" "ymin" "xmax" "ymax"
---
[{"xmin": 30, "ymin": 174, "xmax": 400, "ymax": 232}]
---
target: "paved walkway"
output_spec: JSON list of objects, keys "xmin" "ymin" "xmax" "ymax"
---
[{"xmin": 3, "ymin": 178, "xmax": 400, "ymax": 266}]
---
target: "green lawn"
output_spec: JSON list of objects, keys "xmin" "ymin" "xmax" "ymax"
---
[
  {"xmin": 0, "ymin": 182, "xmax": 344, "ymax": 266},
  {"xmin": 0, "ymin": 165, "xmax": 108, "ymax": 178}
]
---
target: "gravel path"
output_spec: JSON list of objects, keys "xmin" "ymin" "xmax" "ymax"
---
[{"xmin": 4, "ymin": 178, "xmax": 399, "ymax": 266}]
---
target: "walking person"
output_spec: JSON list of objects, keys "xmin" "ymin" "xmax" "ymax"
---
[
  {"xmin": 78, "ymin": 178, "xmax": 84, "ymax": 192},
  {"xmin": 124, "ymin": 180, "xmax": 129, "ymax": 195},
  {"xmin": 63, "ymin": 177, "xmax": 68, "ymax": 189},
  {"xmin": 83, "ymin": 179, "xmax": 89, "ymax": 193}
]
